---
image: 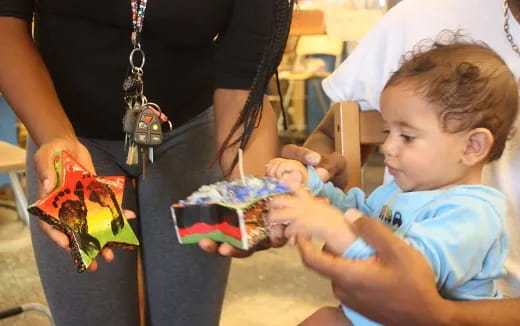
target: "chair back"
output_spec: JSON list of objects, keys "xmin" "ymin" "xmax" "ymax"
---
[
  {"xmin": 289, "ymin": 9, "xmax": 326, "ymax": 36},
  {"xmin": 333, "ymin": 101, "xmax": 385, "ymax": 191},
  {"xmin": 295, "ymin": 35, "xmax": 344, "ymax": 68}
]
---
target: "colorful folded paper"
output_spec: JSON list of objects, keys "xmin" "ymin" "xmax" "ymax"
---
[
  {"xmin": 171, "ymin": 176, "xmax": 290, "ymax": 250},
  {"xmin": 28, "ymin": 151, "xmax": 139, "ymax": 272}
]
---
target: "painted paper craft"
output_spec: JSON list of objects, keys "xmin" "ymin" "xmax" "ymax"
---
[
  {"xmin": 28, "ymin": 151, "xmax": 139, "ymax": 272},
  {"xmin": 171, "ymin": 176, "xmax": 290, "ymax": 250}
]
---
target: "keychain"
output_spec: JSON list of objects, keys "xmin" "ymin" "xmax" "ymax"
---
[
  {"xmin": 133, "ymin": 103, "xmax": 163, "ymax": 147},
  {"xmin": 122, "ymin": 0, "xmax": 172, "ymax": 178}
]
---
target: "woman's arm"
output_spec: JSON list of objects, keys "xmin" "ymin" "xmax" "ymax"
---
[
  {"xmin": 198, "ymin": 89, "xmax": 279, "ymax": 257},
  {"xmin": 0, "ymin": 17, "xmax": 95, "ymax": 181},
  {"xmin": 0, "ymin": 17, "xmax": 107, "ymax": 271},
  {"xmin": 213, "ymin": 88, "xmax": 279, "ymax": 179},
  {"xmin": 0, "ymin": 17, "xmax": 77, "ymax": 147}
]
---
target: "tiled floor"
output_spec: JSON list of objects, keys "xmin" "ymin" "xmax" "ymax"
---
[
  {"xmin": 0, "ymin": 153, "xmax": 384, "ymax": 326},
  {"xmin": 0, "ymin": 204, "xmax": 49, "ymax": 326}
]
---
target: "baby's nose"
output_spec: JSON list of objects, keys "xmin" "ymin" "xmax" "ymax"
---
[{"xmin": 382, "ymin": 138, "xmax": 397, "ymax": 157}]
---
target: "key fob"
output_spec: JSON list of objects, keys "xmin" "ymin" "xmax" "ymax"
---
[{"xmin": 133, "ymin": 105, "xmax": 163, "ymax": 146}]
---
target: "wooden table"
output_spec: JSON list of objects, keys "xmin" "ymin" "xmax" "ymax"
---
[{"xmin": 0, "ymin": 140, "xmax": 29, "ymax": 225}]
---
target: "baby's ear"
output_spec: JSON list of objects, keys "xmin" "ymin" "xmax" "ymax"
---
[{"xmin": 462, "ymin": 128, "xmax": 494, "ymax": 166}]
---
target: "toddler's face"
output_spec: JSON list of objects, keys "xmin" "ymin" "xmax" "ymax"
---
[{"xmin": 379, "ymin": 84, "xmax": 468, "ymax": 192}]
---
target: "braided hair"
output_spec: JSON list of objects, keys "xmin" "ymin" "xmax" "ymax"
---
[{"xmin": 215, "ymin": 0, "xmax": 296, "ymax": 176}]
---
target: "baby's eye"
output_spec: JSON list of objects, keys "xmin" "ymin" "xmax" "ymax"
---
[
  {"xmin": 400, "ymin": 134, "xmax": 415, "ymax": 143},
  {"xmin": 382, "ymin": 129, "xmax": 390, "ymax": 134}
]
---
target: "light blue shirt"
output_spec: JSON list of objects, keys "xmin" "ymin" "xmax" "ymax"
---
[{"xmin": 307, "ymin": 167, "xmax": 508, "ymax": 326}]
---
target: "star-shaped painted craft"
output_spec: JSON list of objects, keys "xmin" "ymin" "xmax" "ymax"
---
[{"xmin": 28, "ymin": 151, "xmax": 139, "ymax": 272}]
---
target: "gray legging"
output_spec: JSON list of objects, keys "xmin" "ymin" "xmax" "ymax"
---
[{"xmin": 27, "ymin": 108, "xmax": 231, "ymax": 326}]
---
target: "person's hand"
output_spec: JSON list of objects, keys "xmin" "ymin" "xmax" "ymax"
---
[
  {"xmin": 267, "ymin": 188, "xmax": 355, "ymax": 254},
  {"xmin": 198, "ymin": 236, "xmax": 284, "ymax": 258},
  {"xmin": 197, "ymin": 176, "xmax": 291, "ymax": 257},
  {"xmin": 34, "ymin": 136, "xmax": 96, "ymax": 197},
  {"xmin": 33, "ymin": 136, "xmax": 127, "ymax": 271},
  {"xmin": 280, "ymin": 144, "xmax": 348, "ymax": 189},
  {"xmin": 296, "ymin": 216, "xmax": 445, "ymax": 326},
  {"xmin": 265, "ymin": 157, "xmax": 308, "ymax": 188},
  {"xmin": 198, "ymin": 240, "xmax": 255, "ymax": 258}
]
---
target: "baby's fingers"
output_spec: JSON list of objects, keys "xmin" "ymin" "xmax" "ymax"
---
[
  {"xmin": 280, "ymin": 171, "xmax": 303, "ymax": 186},
  {"xmin": 268, "ymin": 195, "xmax": 299, "ymax": 210},
  {"xmin": 292, "ymin": 187, "xmax": 313, "ymax": 200},
  {"xmin": 267, "ymin": 207, "xmax": 298, "ymax": 224},
  {"xmin": 265, "ymin": 158, "xmax": 284, "ymax": 177},
  {"xmin": 284, "ymin": 222, "xmax": 310, "ymax": 241},
  {"xmin": 269, "ymin": 223, "xmax": 287, "ymax": 247}
]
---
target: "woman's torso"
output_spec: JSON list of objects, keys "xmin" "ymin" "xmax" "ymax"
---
[{"xmin": 29, "ymin": 0, "xmax": 269, "ymax": 139}]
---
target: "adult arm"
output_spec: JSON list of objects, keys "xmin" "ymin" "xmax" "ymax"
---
[
  {"xmin": 0, "ymin": 16, "xmax": 108, "ymax": 271},
  {"xmin": 214, "ymin": 89, "xmax": 279, "ymax": 178},
  {"xmin": 302, "ymin": 111, "xmax": 351, "ymax": 189},
  {"xmin": 0, "ymin": 16, "xmax": 95, "ymax": 188},
  {"xmin": 297, "ymin": 216, "xmax": 520, "ymax": 326},
  {"xmin": 302, "ymin": 107, "xmax": 336, "ymax": 155},
  {"xmin": 442, "ymin": 299, "xmax": 520, "ymax": 326},
  {"xmin": 197, "ymin": 0, "xmax": 282, "ymax": 257},
  {"xmin": 0, "ymin": 18, "xmax": 71, "ymax": 146},
  {"xmin": 198, "ymin": 90, "xmax": 279, "ymax": 257},
  {"xmin": 198, "ymin": 91, "xmax": 279, "ymax": 257}
]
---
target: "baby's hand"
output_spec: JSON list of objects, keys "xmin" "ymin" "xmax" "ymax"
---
[
  {"xmin": 266, "ymin": 158, "xmax": 308, "ymax": 189},
  {"xmin": 267, "ymin": 188, "xmax": 356, "ymax": 255}
]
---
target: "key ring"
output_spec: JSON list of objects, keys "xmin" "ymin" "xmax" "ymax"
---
[{"xmin": 129, "ymin": 45, "xmax": 146, "ymax": 70}]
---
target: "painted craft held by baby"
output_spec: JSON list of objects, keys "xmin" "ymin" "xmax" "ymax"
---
[
  {"xmin": 28, "ymin": 151, "xmax": 139, "ymax": 272},
  {"xmin": 171, "ymin": 176, "xmax": 290, "ymax": 250}
]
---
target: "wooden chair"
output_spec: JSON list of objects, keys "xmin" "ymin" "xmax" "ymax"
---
[
  {"xmin": 275, "ymin": 9, "xmax": 344, "ymax": 132},
  {"xmin": 289, "ymin": 9, "xmax": 326, "ymax": 36},
  {"xmin": 332, "ymin": 101, "xmax": 385, "ymax": 191}
]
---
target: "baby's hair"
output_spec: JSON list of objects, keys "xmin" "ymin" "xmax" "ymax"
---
[
  {"xmin": 216, "ymin": 0, "xmax": 296, "ymax": 175},
  {"xmin": 385, "ymin": 30, "xmax": 519, "ymax": 162}
]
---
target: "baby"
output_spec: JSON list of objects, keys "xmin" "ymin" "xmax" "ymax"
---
[{"xmin": 267, "ymin": 39, "xmax": 519, "ymax": 326}]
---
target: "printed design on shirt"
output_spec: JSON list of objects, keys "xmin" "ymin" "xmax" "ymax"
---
[{"xmin": 378, "ymin": 204, "xmax": 402, "ymax": 230}]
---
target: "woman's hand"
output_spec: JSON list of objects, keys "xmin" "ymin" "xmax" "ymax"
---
[
  {"xmin": 34, "ymin": 136, "xmax": 95, "ymax": 196},
  {"xmin": 198, "ymin": 236, "xmax": 285, "ymax": 258},
  {"xmin": 33, "ymin": 136, "xmax": 130, "ymax": 271}
]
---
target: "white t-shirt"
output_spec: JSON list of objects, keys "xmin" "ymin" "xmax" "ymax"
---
[{"xmin": 323, "ymin": 0, "xmax": 520, "ymax": 298}]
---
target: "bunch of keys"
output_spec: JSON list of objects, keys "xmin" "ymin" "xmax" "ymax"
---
[{"xmin": 122, "ymin": 46, "xmax": 172, "ymax": 178}]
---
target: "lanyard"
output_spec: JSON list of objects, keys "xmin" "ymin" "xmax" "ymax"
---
[
  {"xmin": 123, "ymin": 0, "xmax": 172, "ymax": 175},
  {"xmin": 130, "ymin": 0, "xmax": 148, "ymax": 47},
  {"xmin": 128, "ymin": 0, "xmax": 147, "ymax": 80}
]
